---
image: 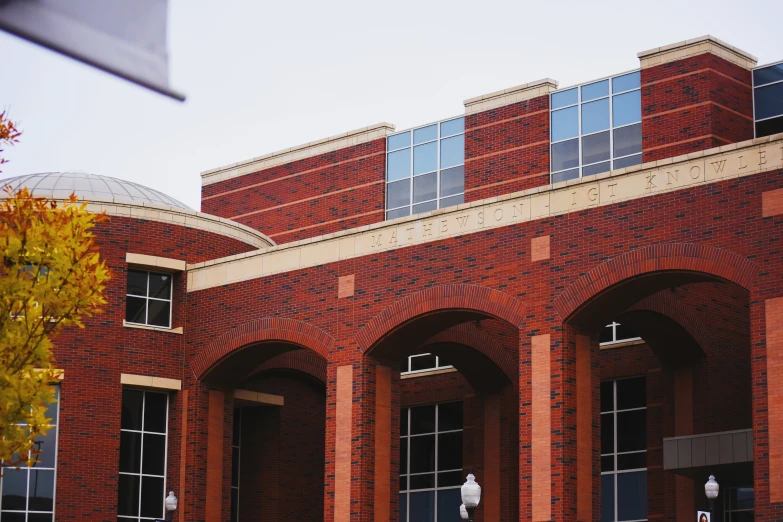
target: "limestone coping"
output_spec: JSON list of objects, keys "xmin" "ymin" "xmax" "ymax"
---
[
  {"xmin": 126, "ymin": 253, "xmax": 187, "ymax": 272},
  {"xmin": 464, "ymin": 79, "xmax": 559, "ymax": 115},
  {"xmin": 200, "ymin": 122, "xmax": 396, "ymax": 186},
  {"xmin": 121, "ymin": 373, "xmax": 182, "ymax": 391},
  {"xmin": 638, "ymin": 35, "xmax": 758, "ymax": 70}
]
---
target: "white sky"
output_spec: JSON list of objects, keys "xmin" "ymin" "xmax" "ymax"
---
[{"xmin": 1, "ymin": 0, "xmax": 781, "ymax": 211}]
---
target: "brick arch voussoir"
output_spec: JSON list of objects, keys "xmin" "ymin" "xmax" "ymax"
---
[
  {"xmin": 191, "ymin": 317, "xmax": 333, "ymax": 380},
  {"xmin": 357, "ymin": 285, "xmax": 526, "ymax": 354},
  {"xmin": 421, "ymin": 323, "xmax": 517, "ymax": 383},
  {"xmin": 553, "ymin": 243, "xmax": 757, "ymax": 321},
  {"xmin": 250, "ymin": 350, "xmax": 327, "ymax": 383}
]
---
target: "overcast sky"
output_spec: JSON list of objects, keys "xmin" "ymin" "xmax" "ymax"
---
[{"xmin": 1, "ymin": 0, "xmax": 781, "ymax": 211}]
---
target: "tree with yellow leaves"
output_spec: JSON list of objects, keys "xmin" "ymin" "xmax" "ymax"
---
[{"xmin": 0, "ymin": 187, "xmax": 111, "ymax": 467}]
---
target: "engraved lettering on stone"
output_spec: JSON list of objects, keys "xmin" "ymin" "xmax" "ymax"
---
[
  {"xmin": 389, "ymin": 230, "xmax": 397, "ymax": 245},
  {"xmin": 441, "ymin": 220, "xmax": 448, "ymax": 233},
  {"xmin": 646, "ymin": 173, "xmax": 657, "ymax": 189},
  {"xmin": 512, "ymin": 203, "xmax": 524, "ymax": 217},
  {"xmin": 710, "ymin": 160, "xmax": 726, "ymax": 174},
  {"xmin": 738, "ymin": 155, "xmax": 747, "ymax": 170},
  {"xmin": 406, "ymin": 228, "xmax": 414, "ymax": 241},
  {"xmin": 608, "ymin": 184, "xmax": 617, "ymax": 197},
  {"xmin": 667, "ymin": 169, "xmax": 679, "ymax": 185},
  {"xmin": 478, "ymin": 211, "xmax": 484, "ymax": 225},
  {"xmin": 689, "ymin": 165, "xmax": 701, "ymax": 180},
  {"xmin": 456, "ymin": 215, "xmax": 469, "ymax": 228},
  {"xmin": 571, "ymin": 191, "xmax": 577, "ymax": 206},
  {"xmin": 494, "ymin": 208, "xmax": 503, "ymax": 221},
  {"xmin": 759, "ymin": 150, "xmax": 767, "ymax": 166},
  {"xmin": 587, "ymin": 188, "xmax": 598, "ymax": 202},
  {"xmin": 423, "ymin": 223, "xmax": 433, "ymax": 236},
  {"xmin": 371, "ymin": 234, "xmax": 382, "ymax": 248}
]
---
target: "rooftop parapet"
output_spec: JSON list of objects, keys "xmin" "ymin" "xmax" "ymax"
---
[{"xmin": 638, "ymin": 35, "xmax": 758, "ymax": 70}]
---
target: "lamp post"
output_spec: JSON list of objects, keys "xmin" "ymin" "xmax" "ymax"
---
[
  {"xmin": 460, "ymin": 471, "xmax": 481, "ymax": 522},
  {"xmin": 705, "ymin": 475, "xmax": 719, "ymax": 516},
  {"xmin": 459, "ymin": 503, "xmax": 469, "ymax": 520},
  {"xmin": 165, "ymin": 491, "xmax": 178, "ymax": 522}
]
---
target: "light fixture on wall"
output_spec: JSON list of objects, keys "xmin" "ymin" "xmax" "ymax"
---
[
  {"xmin": 165, "ymin": 491, "xmax": 178, "ymax": 521},
  {"xmin": 705, "ymin": 475, "xmax": 719, "ymax": 515},
  {"xmin": 460, "ymin": 471, "xmax": 481, "ymax": 522}
]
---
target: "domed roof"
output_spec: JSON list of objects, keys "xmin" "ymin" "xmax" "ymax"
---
[{"xmin": 0, "ymin": 172, "xmax": 192, "ymax": 210}]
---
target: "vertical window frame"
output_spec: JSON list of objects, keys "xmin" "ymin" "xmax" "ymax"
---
[
  {"xmin": 125, "ymin": 269, "xmax": 174, "ymax": 329},
  {"xmin": 752, "ymin": 59, "xmax": 783, "ymax": 138}
]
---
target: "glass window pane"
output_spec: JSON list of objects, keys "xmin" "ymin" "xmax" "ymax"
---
[
  {"xmin": 617, "ymin": 410, "xmax": 646, "ymax": 452},
  {"xmin": 45, "ymin": 386, "xmax": 59, "ymax": 424},
  {"xmin": 127, "ymin": 270, "xmax": 148, "ymax": 296},
  {"xmin": 617, "ymin": 471, "xmax": 647, "ymax": 521},
  {"xmin": 413, "ymin": 142, "xmax": 437, "ymax": 175},
  {"xmin": 440, "ymin": 135, "xmax": 464, "ymax": 169},
  {"xmin": 232, "ymin": 446, "xmax": 239, "ymax": 485},
  {"xmin": 387, "ymin": 179, "xmax": 411, "ymax": 210},
  {"xmin": 232, "ymin": 408, "xmax": 241, "ymax": 446},
  {"xmin": 409, "ymin": 435, "xmax": 436, "ymax": 473},
  {"xmin": 144, "ymin": 392, "xmax": 168, "ymax": 433},
  {"xmin": 756, "ymin": 114, "xmax": 783, "ymax": 138},
  {"xmin": 401, "ymin": 408, "xmax": 409, "ymax": 435},
  {"xmin": 409, "ymin": 491, "xmax": 435, "ymax": 522},
  {"xmin": 33, "ymin": 430, "xmax": 57, "ymax": 469},
  {"xmin": 401, "ymin": 437, "xmax": 408, "ymax": 474},
  {"xmin": 120, "ymin": 431, "xmax": 141, "ymax": 473},
  {"xmin": 440, "ymin": 166, "xmax": 464, "ymax": 197},
  {"xmin": 601, "ymin": 474, "xmax": 615, "ymax": 522},
  {"xmin": 142, "ymin": 433, "xmax": 166, "ymax": 476},
  {"xmin": 617, "ymin": 452, "xmax": 646, "ymax": 470},
  {"xmin": 27, "ymin": 469, "xmax": 55, "ymax": 512},
  {"xmin": 437, "ymin": 488, "xmax": 462, "ymax": 522},
  {"xmin": 388, "ymin": 132, "xmax": 411, "ymax": 151},
  {"xmin": 409, "ymin": 473, "xmax": 435, "ymax": 489},
  {"xmin": 613, "ymin": 71, "xmax": 641, "ymax": 93},
  {"xmin": 140, "ymin": 475, "xmax": 165, "ymax": 518},
  {"xmin": 583, "ymin": 161, "xmax": 610, "ymax": 177},
  {"xmin": 552, "ymin": 88, "xmax": 578, "ymax": 109},
  {"xmin": 117, "ymin": 473, "xmax": 140, "ymax": 516},
  {"xmin": 410, "ymin": 354, "xmax": 437, "ymax": 371},
  {"xmin": 754, "ymin": 63, "xmax": 783, "ymax": 87},
  {"xmin": 413, "ymin": 201, "xmax": 438, "ymax": 215},
  {"xmin": 551, "ymin": 138, "xmax": 579, "ymax": 172},
  {"xmin": 147, "ymin": 300, "xmax": 171, "ymax": 328},
  {"xmin": 552, "ymin": 106, "xmax": 578, "ymax": 142},
  {"xmin": 441, "ymin": 118, "xmax": 464, "ymax": 137},
  {"xmin": 231, "ymin": 488, "xmax": 238, "ymax": 522},
  {"xmin": 400, "ymin": 474, "xmax": 407, "ymax": 491},
  {"xmin": 2, "ymin": 467, "xmax": 28, "ymax": 510},
  {"xmin": 755, "ymin": 82, "xmax": 783, "ymax": 120},
  {"xmin": 582, "ymin": 98, "xmax": 610, "ymax": 134},
  {"xmin": 582, "ymin": 79, "xmax": 609, "ymax": 102},
  {"xmin": 438, "ymin": 402, "xmax": 463, "ymax": 432},
  {"xmin": 613, "ymin": 123, "xmax": 642, "ymax": 158},
  {"xmin": 582, "ymin": 130, "xmax": 610, "ymax": 165},
  {"xmin": 410, "ymin": 405, "xmax": 435, "ymax": 435},
  {"xmin": 125, "ymin": 296, "xmax": 147, "ymax": 324},
  {"xmin": 601, "ymin": 455, "xmax": 614, "ymax": 472},
  {"xmin": 148, "ymin": 273, "xmax": 171, "ymax": 300},
  {"xmin": 400, "ymin": 493, "xmax": 408, "ymax": 522},
  {"xmin": 387, "ymin": 207, "xmax": 410, "ymax": 220},
  {"xmin": 27, "ymin": 514, "xmax": 53, "ymax": 522},
  {"xmin": 600, "ymin": 325, "xmax": 614, "ymax": 344},
  {"xmin": 438, "ymin": 471, "xmax": 463, "ymax": 488},
  {"xmin": 600, "ymin": 381, "xmax": 614, "ymax": 412},
  {"xmin": 614, "ymin": 154, "xmax": 642, "ymax": 170},
  {"xmin": 551, "ymin": 169, "xmax": 579, "ymax": 184},
  {"xmin": 413, "ymin": 172, "xmax": 437, "ymax": 203},
  {"xmin": 601, "ymin": 414, "xmax": 614, "ymax": 454},
  {"xmin": 440, "ymin": 194, "xmax": 463, "ymax": 209},
  {"xmin": 616, "ymin": 378, "xmax": 645, "ymax": 410},
  {"xmin": 613, "ymin": 91, "xmax": 642, "ymax": 127},
  {"xmin": 2, "ymin": 513, "xmax": 26, "ymax": 522},
  {"xmin": 387, "ymin": 148, "xmax": 411, "ymax": 182},
  {"xmin": 733, "ymin": 487, "xmax": 754, "ymax": 509},
  {"xmin": 438, "ymin": 431, "xmax": 462, "ymax": 471},
  {"xmin": 122, "ymin": 389, "xmax": 144, "ymax": 430},
  {"xmin": 414, "ymin": 125, "xmax": 438, "ymax": 144}
]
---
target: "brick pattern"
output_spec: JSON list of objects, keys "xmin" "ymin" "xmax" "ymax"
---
[
  {"xmin": 206, "ymin": 389, "xmax": 225, "ymax": 521},
  {"xmin": 531, "ymin": 334, "xmax": 551, "ymax": 521},
  {"xmin": 334, "ymin": 365, "xmax": 353, "ymax": 522},
  {"xmin": 575, "ymin": 334, "xmax": 592, "ymax": 521},
  {"xmin": 484, "ymin": 394, "xmax": 501, "ymax": 521},
  {"xmin": 763, "ymin": 187, "xmax": 783, "ymax": 217},
  {"xmin": 674, "ymin": 368, "xmax": 695, "ymax": 522},
  {"xmin": 374, "ymin": 366, "xmax": 391, "ymax": 522},
  {"xmin": 766, "ymin": 297, "xmax": 783, "ymax": 503},
  {"xmin": 531, "ymin": 235, "xmax": 550, "ymax": 262}
]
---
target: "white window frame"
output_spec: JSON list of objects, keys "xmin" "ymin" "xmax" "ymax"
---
[
  {"xmin": 118, "ymin": 390, "xmax": 170, "ymax": 522},
  {"xmin": 399, "ymin": 401, "xmax": 463, "ymax": 522},
  {"xmin": 752, "ymin": 59, "xmax": 783, "ymax": 138},
  {"xmin": 385, "ymin": 116, "xmax": 466, "ymax": 220},
  {"xmin": 600, "ymin": 322, "xmax": 643, "ymax": 347},
  {"xmin": 600, "ymin": 377, "xmax": 647, "ymax": 522},
  {"xmin": 401, "ymin": 353, "xmax": 453, "ymax": 375},
  {"xmin": 125, "ymin": 270, "xmax": 173, "ymax": 329},
  {"xmin": 550, "ymin": 69, "xmax": 642, "ymax": 183},
  {"xmin": 0, "ymin": 385, "xmax": 60, "ymax": 521}
]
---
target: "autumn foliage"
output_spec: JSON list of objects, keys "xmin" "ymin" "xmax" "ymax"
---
[
  {"xmin": 0, "ymin": 112, "xmax": 21, "ymax": 173},
  {"xmin": 0, "ymin": 188, "xmax": 110, "ymax": 466}
]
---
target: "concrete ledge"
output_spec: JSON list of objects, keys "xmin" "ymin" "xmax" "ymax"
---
[
  {"xmin": 464, "ymin": 79, "xmax": 558, "ymax": 115},
  {"xmin": 638, "ymin": 35, "xmax": 757, "ymax": 70},
  {"xmin": 123, "ymin": 320, "xmax": 184, "ymax": 335},
  {"xmin": 401, "ymin": 367, "xmax": 458, "ymax": 379},
  {"xmin": 201, "ymin": 123, "xmax": 396, "ymax": 186},
  {"xmin": 599, "ymin": 339, "xmax": 646, "ymax": 350},
  {"xmin": 126, "ymin": 253, "xmax": 187, "ymax": 272},
  {"xmin": 233, "ymin": 389, "xmax": 285, "ymax": 406},
  {"xmin": 121, "ymin": 373, "xmax": 182, "ymax": 391}
]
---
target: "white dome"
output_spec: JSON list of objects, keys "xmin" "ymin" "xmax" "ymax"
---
[{"xmin": 0, "ymin": 172, "xmax": 192, "ymax": 210}]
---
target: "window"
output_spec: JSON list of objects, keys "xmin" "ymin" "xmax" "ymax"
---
[
  {"xmin": 753, "ymin": 61, "xmax": 783, "ymax": 138},
  {"xmin": 402, "ymin": 354, "xmax": 453, "ymax": 375},
  {"xmin": 601, "ymin": 378, "xmax": 647, "ymax": 522},
  {"xmin": 599, "ymin": 322, "xmax": 642, "ymax": 346},
  {"xmin": 231, "ymin": 408, "xmax": 242, "ymax": 522},
  {"xmin": 0, "ymin": 386, "xmax": 60, "ymax": 522},
  {"xmin": 400, "ymin": 402, "xmax": 463, "ymax": 522},
  {"xmin": 724, "ymin": 487, "xmax": 753, "ymax": 521},
  {"xmin": 386, "ymin": 117, "xmax": 465, "ymax": 220},
  {"xmin": 118, "ymin": 389, "xmax": 169, "ymax": 522},
  {"xmin": 126, "ymin": 270, "xmax": 173, "ymax": 328},
  {"xmin": 550, "ymin": 71, "xmax": 642, "ymax": 184}
]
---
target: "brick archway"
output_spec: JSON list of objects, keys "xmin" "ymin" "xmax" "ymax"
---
[
  {"xmin": 248, "ymin": 350, "xmax": 327, "ymax": 383},
  {"xmin": 553, "ymin": 243, "xmax": 757, "ymax": 323},
  {"xmin": 191, "ymin": 317, "xmax": 333, "ymax": 381},
  {"xmin": 357, "ymin": 284, "xmax": 526, "ymax": 354}
]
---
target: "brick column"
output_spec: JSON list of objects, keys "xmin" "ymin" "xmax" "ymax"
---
[
  {"xmin": 674, "ymin": 368, "xmax": 695, "ymax": 521},
  {"xmin": 206, "ymin": 389, "xmax": 225, "ymax": 521},
  {"xmin": 483, "ymin": 393, "xmax": 501, "ymax": 520},
  {"xmin": 531, "ymin": 333, "xmax": 552, "ymax": 521},
  {"xmin": 374, "ymin": 365, "xmax": 392, "ymax": 522}
]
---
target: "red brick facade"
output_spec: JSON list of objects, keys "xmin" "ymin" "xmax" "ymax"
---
[{"xmin": 30, "ymin": 37, "xmax": 783, "ymax": 522}]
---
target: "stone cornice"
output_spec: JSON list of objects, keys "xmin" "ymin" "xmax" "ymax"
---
[
  {"xmin": 464, "ymin": 79, "xmax": 558, "ymax": 115},
  {"xmin": 187, "ymin": 133, "xmax": 783, "ymax": 293},
  {"xmin": 638, "ymin": 35, "xmax": 758, "ymax": 70}
]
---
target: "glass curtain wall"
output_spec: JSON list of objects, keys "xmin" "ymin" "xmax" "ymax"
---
[{"xmin": 753, "ymin": 61, "xmax": 783, "ymax": 137}]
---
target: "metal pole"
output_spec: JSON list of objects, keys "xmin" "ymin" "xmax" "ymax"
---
[
  {"xmin": 708, "ymin": 497, "xmax": 715, "ymax": 517},
  {"xmin": 466, "ymin": 506, "xmax": 476, "ymax": 522}
]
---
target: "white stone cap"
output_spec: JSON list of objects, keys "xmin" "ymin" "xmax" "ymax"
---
[
  {"xmin": 201, "ymin": 122, "xmax": 396, "ymax": 186},
  {"xmin": 464, "ymin": 78, "xmax": 559, "ymax": 105},
  {"xmin": 638, "ymin": 35, "xmax": 758, "ymax": 63},
  {"xmin": 464, "ymin": 79, "xmax": 558, "ymax": 115}
]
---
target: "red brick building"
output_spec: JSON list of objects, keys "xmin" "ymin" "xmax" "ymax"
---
[{"xmin": 2, "ymin": 35, "xmax": 783, "ymax": 522}]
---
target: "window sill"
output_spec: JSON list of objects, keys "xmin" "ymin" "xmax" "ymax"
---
[
  {"xmin": 122, "ymin": 320, "xmax": 183, "ymax": 335},
  {"xmin": 599, "ymin": 338, "xmax": 645, "ymax": 350},
  {"xmin": 401, "ymin": 367, "xmax": 457, "ymax": 379}
]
